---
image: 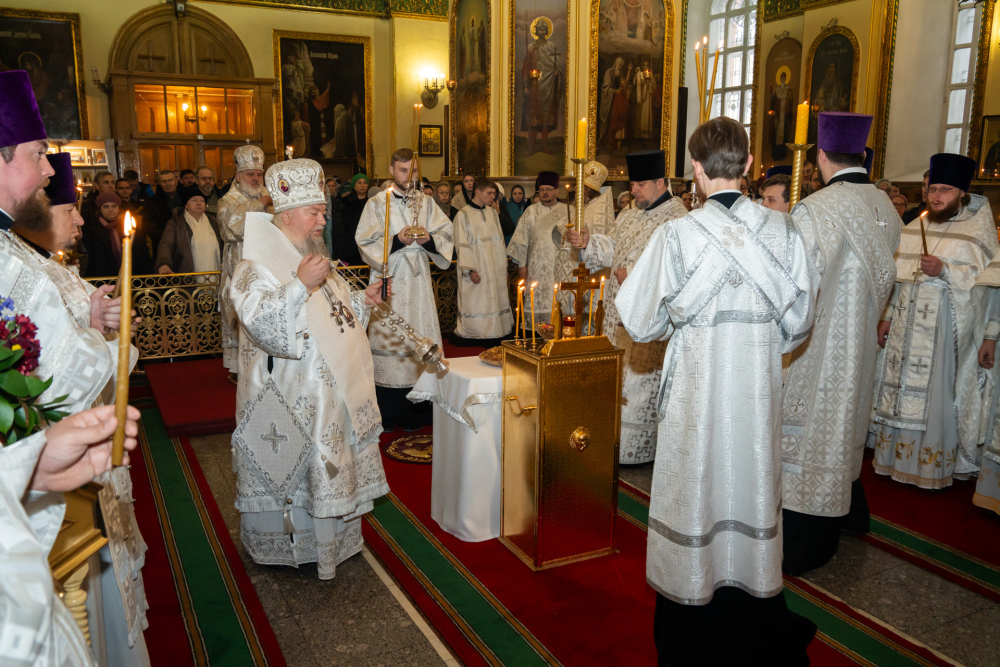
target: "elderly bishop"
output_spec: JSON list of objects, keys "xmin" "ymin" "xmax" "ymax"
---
[
  {"xmin": 217, "ymin": 144, "xmax": 270, "ymax": 377},
  {"xmin": 568, "ymin": 150, "xmax": 687, "ymax": 464},
  {"xmin": 870, "ymin": 154, "xmax": 997, "ymax": 490},
  {"xmin": 355, "ymin": 148, "xmax": 453, "ymax": 429},
  {"xmin": 230, "ymin": 159, "xmax": 389, "ymax": 580}
]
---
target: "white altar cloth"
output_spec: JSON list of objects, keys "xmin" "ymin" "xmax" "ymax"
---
[{"xmin": 407, "ymin": 356, "xmax": 503, "ymax": 542}]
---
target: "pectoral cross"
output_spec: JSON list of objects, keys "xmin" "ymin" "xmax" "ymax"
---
[
  {"xmin": 262, "ymin": 422, "xmax": 288, "ymax": 453},
  {"xmin": 559, "ymin": 263, "xmax": 599, "ymax": 338}
]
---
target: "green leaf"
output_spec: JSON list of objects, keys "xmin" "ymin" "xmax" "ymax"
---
[
  {"xmin": 24, "ymin": 406, "xmax": 36, "ymax": 434},
  {"xmin": 0, "ymin": 370, "xmax": 29, "ymax": 398},
  {"xmin": 0, "ymin": 346, "xmax": 13, "ymax": 361},
  {"xmin": 13, "ymin": 406, "xmax": 27, "ymax": 429},
  {"xmin": 42, "ymin": 409, "xmax": 68, "ymax": 423},
  {"xmin": 7, "ymin": 429, "xmax": 18, "ymax": 445},
  {"xmin": 23, "ymin": 375, "xmax": 51, "ymax": 398},
  {"xmin": 0, "ymin": 396, "xmax": 12, "ymax": 433}
]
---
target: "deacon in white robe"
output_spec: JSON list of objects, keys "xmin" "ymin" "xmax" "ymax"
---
[
  {"xmin": 973, "ymin": 269, "xmax": 1000, "ymax": 515},
  {"xmin": 616, "ymin": 119, "xmax": 817, "ymax": 665},
  {"xmin": 553, "ymin": 162, "xmax": 616, "ymax": 322},
  {"xmin": 507, "ymin": 171, "xmax": 570, "ymax": 328},
  {"xmin": 454, "ymin": 179, "xmax": 513, "ymax": 340},
  {"xmin": 217, "ymin": 145, "xmax": 269, "ymax": 374},
  {"xmin": 230, "ymin": 159, "xmax": 389, "ymax": 580},
  {"xmin": 569, "ymin": 151, "xmax": 688, "ymax": 463},
  {"xmin": 870, "ymin": 154, "xmax": 997, "ymax": 490},
  {"xmin": 780, "ymin": 113, "xmax": 900, "ymax": 575},
  {"xmin": 355, "ymin": 149, "xmax": 453, "ymax": 428}
]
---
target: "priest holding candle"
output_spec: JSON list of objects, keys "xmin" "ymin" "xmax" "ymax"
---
[
  {"xmin": 566, "ymin": 149, "xmax": 687, "ymax": 464},
  {"xmin": 356, "ymin": 148, "xmax": 453, "ymax": 430}
]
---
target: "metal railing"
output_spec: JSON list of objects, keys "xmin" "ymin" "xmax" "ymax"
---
[{"xmin": 86, "ymin": 263, "xmax": 521, "ymax": 360}]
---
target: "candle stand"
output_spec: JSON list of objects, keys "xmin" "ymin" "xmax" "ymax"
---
[{"xmin": 785, "ymin": 142, "xmax": 814, "ymax": 209}]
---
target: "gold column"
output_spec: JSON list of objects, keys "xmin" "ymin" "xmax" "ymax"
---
[{"xmin": 785, "ymin": 142, "xmax": 813, "ymax": 209}]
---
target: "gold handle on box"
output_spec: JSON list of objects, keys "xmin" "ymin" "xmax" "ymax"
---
[
  {"xmin": 569, "ymin": 427, "xmax": 590, "ymax": 452},
  {"xmin": 506, "ymin": 395, "xmax": 536, "ymax": 417}
]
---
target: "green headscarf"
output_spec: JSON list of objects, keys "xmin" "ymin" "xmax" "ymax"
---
[{"xmin": 351, "ymin": 173, "xmax": 369, "ymax": 188}]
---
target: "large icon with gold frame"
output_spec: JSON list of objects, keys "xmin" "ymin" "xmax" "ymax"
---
[
  {"xmin": 450, "ymin": 0, "xmax": 490, "ymax": 175},
  {"xmin": 588, "ymin": 0, "xmax": 674, "ymax": 178},
  {"xmin": 0, "ymin": 8, "xmax": 88, "ymax": 140},
  {"xmin": 760, "ymin": 37, "xmax": 802, "ymax": 173},
  {"xmin": 508, "ymin": 0, "xmax": 571, "ymax": 176},
  {"xmin": 803, "ymin": 25, "xmax": 859, "ymax": 146},
  {"xmin": 977, "ymin": 115, "xmax": 1000, "ymax": 182},
  {"xmin": 272, "ymin": 30, "xmax": 373, "ymax": 174}
]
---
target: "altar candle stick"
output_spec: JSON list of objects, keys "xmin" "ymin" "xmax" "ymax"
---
[
  {"xmin": 381, "ymin": 186, "xmax": 392, "ymax": 300},
  {"xmin": 530, "ymin": 281, "xmax": 537, "ymax": 346},
  {"xmin": 576, "ymin": 118, "xmax": 587, "ymax": 160},
  {"xmin": 918, "ymin": 211, "xmax": 929, "ymax": 256},
  {"xmin": 707, "ymin": 43, "xmax": 721, "ymax": 121},
  {"xmin": 111, "ymin": 212, "xmax": 134, "ymax": 466},
  {"xmin": 599, "ymin": 275, "xmax": 606, "ymax": 301},
  {"xmin": 516, "ymin": 280, "xmax": 524, "ymax": 338},
  {"xmin": 694, "ymin": 44, "xmax": 702, "ymax": 110},
  {"xmin": 794, "ymin": 100, "xmax": 810, "ymax": 144},
  {"xmin": 589, "ymin": 281, "xmax": 596, "ymax": 333},
  {"xmin": 552, "ymin": 283, "xmax": 559, "ymax": 312}
]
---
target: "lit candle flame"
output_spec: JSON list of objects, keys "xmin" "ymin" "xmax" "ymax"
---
[{"xmin": 124, "ymin": 211, "xmax": 134, "ymax": 237}]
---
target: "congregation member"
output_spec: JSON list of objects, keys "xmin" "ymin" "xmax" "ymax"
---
[
  {"xmin": 0, "ymin": 71, "xmax": 149, "ymax": 666},
  {"xmin": 155, "ymin": 185, "xmax": 223, "ymax": 274},
  {"xmin": 567, "ymin": 149, "xmax": 687, "ymax": 464},
  {"xmin": 507, "ymin": 170, "xmax": 569, "ymax": 329},
  {"xmin": 79, "ymin": 170, "xmax": 115, "ymax": 225},
  {"xmin": 890, "ymin": 193, "xmax": 908, "ymax": 218},
  {"xmin": 616, "ymin": 117, "xmax": 817, "ymax": 665},
  {"xmin": 453, "ymin": 177, "xmax": 513, "ymax": 343},
  {"xmin": 322, "ymin": 178, "xmax": 344, "ymax": 257},
  {"xmin": 780, "ymin": 112, "xmax": 900, "ymax": 575},
  {"xmin": 82, "ymin": 192, "xmax": 154, "ymax": 277},
  {"xmin": 802, "ymin": 160, "xmax": 815, "ymax": 196},
  {"xmin": 451, "ymin": 173, "xmax": 475, "ymax": 210},
  {"xmin": 809, "ymin": 168, "xmax": 824, "ymax": 194},
  {"xmin": 333, "ymin": 173, "xmax": 369, "ymax": 265},
  {"xmin": 679, "ymin": 190, "xmax": 693, "ymax": 211},
  {"xmin": 144, "ymin": 169, "xmax": 181, "ymax": 248},
  {"xmin": 356, "ymin": 148, "xmax": 453, "ymax": 430},
  {"xmin": 974, "ymin": 257, "xmax": 1000, "ymax": 515},
  {"xmin": 902, "ymin": 170, "xmax": 931, "ymax": 223},
  {"xmin": 217, "ymin": 144, "xmax": 270, "ymax": 377},
  {"xmin": 875, "ymin": 178, "xmax": 892, "ymax": 195},
  {"xmin": 178, "ymin": 168, "xmax": 197, "ymax": 188},
  {"xmin": 434, "ymin": 180, "xmax": 459, "ymax": 221},
  {"xmin": 505, "ymin": 184, "xmax": 530, "ymax": 229},
  {"xmin": 123, "ymin": 168, "xmax": 153, "ymax": 200},
  {"xmin": 229, "ymin": 158, "xmax": 389, "ymax": 580},
  {"xmin": 115, "ymin": 177, "xmax": 143, "ymax": 220},
  {"xmin": 760, "ymin": 166, "xmax": 792, "ymax": 213},
  {"xmin": 195, "ymin": 165, "xmax": 222, "ymax": 215},
  {"xmin": 870, "ymin": 154, "xmax": 997, "ymax": 489}
]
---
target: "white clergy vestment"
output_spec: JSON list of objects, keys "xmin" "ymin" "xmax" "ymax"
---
[
  {"xmin": 454, "ymin": 203, "xmax": 513, "ymax": 338},
  {"xmin": 217, "ymin": 186, "xmax": 267, "ymax": 371},
  {"xmin": 616, "ymin": 196, "xmax": 816, "ymax": 604},
  {"xmin": 782, "ymin": 172, "xmax": 900, "ymax": 517},
  {"xmin": 871, "ymin": 195, "xmax": 997, "ymax": 489},
  {"xmin": 507, "ymin": 201, "xmax": 570, "ymax": 324},
  {"xmin": 553, "ymin": 191, "xmax": 614, "ymax": 316},
  {"xmin": 230, "ymin": 214, "xmax": 388, "ymax": 580},
  {"xmin": 356, "ymin": 190, "xmax": 454, "ymax": 388},
  {"xmin": 972, "ymin": 264, "xmax": 1000, "ymax": 514},
  {"xmin": 582, "ymin": 192, "xmax": 688, "ymax": 463}
]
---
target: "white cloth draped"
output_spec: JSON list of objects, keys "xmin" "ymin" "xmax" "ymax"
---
[
  {"xmin": 355, "ymin": 190, "xmax": 454, "ymax": 388},
  {"xmin": 454, "ymin": 205, "xmax": 513, "ymax": 338},
  {"xmin": 616, "ymin": 197, "xmax": 817, "ymax": 605},
  {"xmin": 782, "ymin": 183, "xmax": 900, "ymax": 517},
  {"xmin": 230, "ymin": 214, "xmax": 388, "ymax": 579},
  {"xmin": 582, "ymin": 195, "xmax": 688, "ymax": 463},
  {"xmin": 216, "ymin": 186, "xmax": 267, "ymax": 371},
  {"xmin": 871, "ymin": 195, "xmax": 997, "ymax": 488},
  {"xmin": 184, "ymin": 211, "xmax": 221, "ymax": 272}
]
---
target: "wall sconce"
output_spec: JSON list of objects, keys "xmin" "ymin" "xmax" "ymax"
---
[
  {"xmin": 181, "ymin": 102, "xmax": 207, "ymax": 124},
  {"xmin": 90, "ymin": 67, "xmax": 110, "ymax": 95},
  {"xmin": 421, "ymin": 72, "xmax": 446, "ymax": 109}
]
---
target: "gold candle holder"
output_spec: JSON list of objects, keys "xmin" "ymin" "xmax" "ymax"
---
[{"xmin": 785, "ymin": 143, "xmax": 814, "ymax": 209}]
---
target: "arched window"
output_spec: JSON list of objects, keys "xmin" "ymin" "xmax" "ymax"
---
[
  {"xmin": 708, "ymin": 0, "xmax": 757, "ymax": 134},
  {"xmin": 942, "ymin": 1, "xmax": 981, "ymax": 155}
]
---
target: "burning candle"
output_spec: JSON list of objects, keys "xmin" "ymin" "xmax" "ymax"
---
[
  {"xmin": 599, "ymin": 275, "xmax": 606, "ymax": 301},
  {"xmin": 111, "ymin": 212, "xmax": 135, "ymax": 466},
  {"xmin": 589, "ymin": 281, "xmax": 596, "ymax": 333},
  {"xmin": 516, "ymin": 279, "xmax": 524, "ymax": 338},
  {"xmin": 530, "ymin": 281, "xmax": 537, "ymax": 346},
  {"xmin": 577, "ymin": 118, "xmax": 587, "ymax": 160},
  {"xmin": 381, "ymin": 186, "xmax": 392, "ymax": 300},
  {"xmin": 794, "ymin": 101, "xmax": 810, "ymax": 144},
  {"xmin": 918, "ymin": 211, "xmax": 929, "ymax": 256}
]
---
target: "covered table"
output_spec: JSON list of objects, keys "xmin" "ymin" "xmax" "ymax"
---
[{"xmin": 407, "ymin": 356, "xmax": 503, "ymax": 542}]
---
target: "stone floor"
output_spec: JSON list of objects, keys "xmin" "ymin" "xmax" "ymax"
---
[{"xmin": 190, "ymin": 433, "xmax": 1000, "ymax": 667}]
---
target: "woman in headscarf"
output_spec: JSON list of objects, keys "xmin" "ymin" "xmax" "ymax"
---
[
  {"xmin": 434, "ymin": 180, "xmax": 459, "ymax": 220},
  {"xmin": 505, "ymin": 184, "xmax": 529, "ymax": 227},
  {"xmin": 331, "ymin": 173, "xmax": 369, "ymax": 265}
]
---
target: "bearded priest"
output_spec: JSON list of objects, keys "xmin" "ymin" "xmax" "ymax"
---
[
  {"xmin": 567, "ymin": 150, "xmax": 687, "ymax": 464},
  {"xmin": 355, "ymin": 148, "xmax": 453, "ymax": 430},
  {"xmin": 229, "ymin": 158, "xmax": 389, "ymax": 580},
  {"xmin": 870, "ymin": 154, "xmax": 997, "ymax": 490},
  {"xmin": 780, "ymin": 112, "xmax": 900, "ymax": 575},
  {"xmin": 217, "ymin": 144, "xmax": 270, "ymax": 379}
]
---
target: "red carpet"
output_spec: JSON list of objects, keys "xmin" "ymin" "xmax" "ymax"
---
[
  {"xmin": 861, "ymin": 449, "xmax": 1000, "ymax": 569},
  {"xmin": 145, "ymin": 358, "xmax": 236, "ymax": 437}
]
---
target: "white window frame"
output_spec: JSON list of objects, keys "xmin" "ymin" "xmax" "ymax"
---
[
  {"xmin": 708, "ymin": 0, "xmax": 757, "ymax": 135},
  {"xmin": 941, "ymin": 1, "xmax": 982, "ymax": 155}
]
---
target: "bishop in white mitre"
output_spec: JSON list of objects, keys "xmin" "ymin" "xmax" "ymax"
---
[
  {"xmin": 972, "ymin": 260, "xmax": 1000, "ymax": 516},
  {"xmin": 217, "ymin": 144, "xmax": 270, "ymax": 376},
  {"xmin": 870, "ymin": 153, "xmax": 997, "ymax": 490},
  {"xmin": 780, "ymin": 113, "xmax": 900, "ymax": 575},
  {"xmin": 355, "ymin": 148, "xmax": 453, "ymax": 429},
  {"xmin": 454, "ymin": 177, "xmax": 513, "ymax": 340},
  {"xmin": 553, "ymin": 161, "xmax": 615, "ymax": 321},
  {"xmin": 230, "ymin": 158, "xmax": 389, "ymax": 580},
  {"xmin": 0, "ymin": 72, "xmax": 146, "ymax": 666},
  {"xmin": 568, "ymin": 150, "xmax": 687, "ymax": 464},
  {"xmin": 616, "ymin": 118, "xmax": 818, "ymax": 665},
  {"xmin": 507, "ymin": 171, "xmax": 571, "ymax": 329}
]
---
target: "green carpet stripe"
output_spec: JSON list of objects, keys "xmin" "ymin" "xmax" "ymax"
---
[
  {"xmin": 614, "ymin": 487, "xmax": 935, "ymax": 667},
  {"xmin": 870, "ymin": 518, "xmax": 1000, "ymax": 590},
  {"xmin": 370, "ymin": 496, "xmax": 549, "ymax": 666},
  {"xmin": 141, "ymin": 408, "xmax": 254, "ymax": 666}
]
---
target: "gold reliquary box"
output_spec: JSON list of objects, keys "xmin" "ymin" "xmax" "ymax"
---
[{"xmin": 499, "ymin": 336, "xmax": 623, "ymax": 570}]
